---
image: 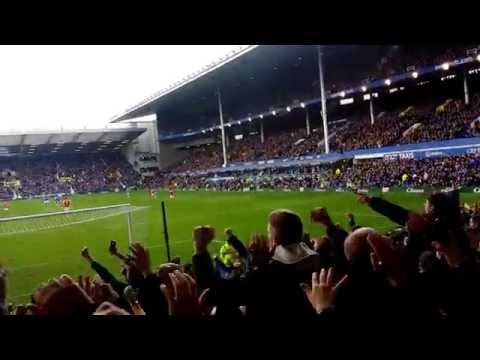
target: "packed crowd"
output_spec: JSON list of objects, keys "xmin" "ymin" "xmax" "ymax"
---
[
  {"xmin": 331, "ymin": 105, "xmax": 434, "ymax": 151},
  {"xmin": 399, "ymin": 96, "xmax": 480, "ymax": 145},
  {"xmin": 0, "ymin": 153, "xmax": 141, "ymax": 198},
  {"xmin": 331, "ymin": 95, "xmax": 480, "ymax": 151},
  {"xmin": 156, "ymin": 154, "xmax": 480, "ymax": 192},
  {"xmin": 335, "ymin": 155, "xmax": 480, "ymax": 189},
  {"xmin": 168, "ymin": 95, "xmax": 480, "ymax": 174},
  {"xmin": 2, "ymin": 188, "xmax": 480, "ymax": 321},
  {"xmin": 170, "ymin": 127, "xmax": 327, "ymax": 173},
  {"xmin": 227, "ymin": 127, "xmax": 332, "ymax": 163}
]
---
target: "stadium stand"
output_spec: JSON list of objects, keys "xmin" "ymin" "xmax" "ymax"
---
[
  {"xmin": 146, "ymin": 45, "xmax": 480, "ymax": 174},
  {"xmin": 0, "ymin": 153, "xmax": 141, "ymax": 198},
  {"xmin": 153, "ymin": 154, "xmax": 480, "ymax": 191},
  {"xmin": 0, "ymin": 128, "xmax": 146, "ymax": 198}
]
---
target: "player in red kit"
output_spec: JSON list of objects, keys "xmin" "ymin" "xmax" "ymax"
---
[{"xmin": 62, "ymin": 196, "xmax": 71, "ymax": 211}]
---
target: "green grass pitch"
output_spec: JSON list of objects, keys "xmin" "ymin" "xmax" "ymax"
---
[{"xmin": 1, "ymin": 190, "xmax": 479, "ymax": 304}]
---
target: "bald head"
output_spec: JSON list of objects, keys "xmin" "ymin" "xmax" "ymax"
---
[{"xmin": 344, "ymin": 227, "xmax": 377, "ymax": 262}]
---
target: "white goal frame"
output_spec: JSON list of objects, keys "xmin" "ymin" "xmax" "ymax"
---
[{"xmin": 0, "ymin": 203, "xmax": 139, "ymax": 243}]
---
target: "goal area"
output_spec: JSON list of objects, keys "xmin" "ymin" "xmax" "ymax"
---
[{"xmin": 0, "ymin": 203, "xmax": 147, "ymax": 243}]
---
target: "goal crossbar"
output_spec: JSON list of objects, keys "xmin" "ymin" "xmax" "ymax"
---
[{"xmin": 0, "ymin": 203, "xmax": 147, "ymax": 242}]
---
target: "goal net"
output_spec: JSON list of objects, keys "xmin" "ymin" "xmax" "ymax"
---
[
  {"xmin": 0, "ymin": 203, "xmax": 148, "ymax": 243},
  {"xmin": 0, "ymin": 202, "xmax": 153, "ymax": 304}
]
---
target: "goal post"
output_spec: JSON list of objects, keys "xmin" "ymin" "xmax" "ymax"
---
[{"xmin": 0, "ymin": 203, "xmax": 147, "ymax": 243}]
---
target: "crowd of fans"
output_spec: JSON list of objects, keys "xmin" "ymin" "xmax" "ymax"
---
[
  {"xmin": 151, "ymin": 154, "xmax": 480, "ymax": 192},
  {"xmin": 399, "ymin": 96, "xmax": 480, "ymax": 145},
  {"xmin": 168, "ymin": 95, "xmax": 480, "ymax": 174},
  {"xmin": 0, "ymin": 153, "xmax": 141, "ymax": 198},
  {"xmin": 334, "ymin": 95, "xmax": 480, "ymax": 151},
  {"xmin": 2, "ymin": 187, "xmax": 480, "ymax": 321},
  {"xmin": 227, "ymin": 127, "xmax": 335, "ymax": 163}
]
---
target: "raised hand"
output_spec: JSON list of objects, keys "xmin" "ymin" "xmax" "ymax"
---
[
  {"xmin": 129, "ymin": 242, "xmax": 151, "ymax": 276},
  {"xmin": 224, "ymin": 228, "xmax": 233, "ymax": 238},
  {"xmin": 156, "ymin": 262, "xmax": 183, "ymax": 287},
  {"xmin": 302, "ymin": 268, "xmax": 348, "ymax": 314},
  {"xmin": 160, "ymin": 270, "xmax": 206, "ymax": 316},
  {"xmin": 310, "ymin": 207, "xmax": 333, "ymax": 227},
  {"xmin": 31, "ymin": 274, "xmax": 95, "ymax": 315},
  {"xmin": 109, "ymin": 240, "xmax": 118, "ymax": 255},
  {"xmin": 90, "ymin": 276, "xmax": 120, "ymax": 305},
  {"xmin": 78, "ymin": 275, "xmax": 94, "ymax": 298},
  {"xmin": 80, "ymin": 246, "xmax": 90, "ymax": 259}
]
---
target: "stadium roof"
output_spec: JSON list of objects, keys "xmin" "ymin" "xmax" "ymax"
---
[
  {"xmin": 110, "ymin": 45, "xmax": 478, "ymax": 139},
  {"xmin": 0, "ymin": 127, "xmax": 146, "ymax": 157}
]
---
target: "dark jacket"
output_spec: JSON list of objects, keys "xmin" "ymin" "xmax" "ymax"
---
[
  {"xmin": 91, "ymin": 260, "xmax": 168, "ymax": 316},
  {"xmin": 194, "ymin": 243, "xmax": 320, "ymax": 318},
  {"xmin": 227, "ymin": 234, "xmax": 249, "ymax": 259},
  {"xmin": 417, "ymin": 251, "xmax": 480, "ymax": 321},
  {"xmin": 367, "ymin": 196, "xmax": 430, "ymax": 273},
  {"xmin": 325, "ymin": 224, "xmax": 350, "ymax": 273},
  {"xmin": 192, "ymin": 252, "xmax": 216, "ymax": 291},
  {"xmin": 137, "ymin": 274, "xmax": 168, "ymax": 317},
  {"xmin": 91, "ymin": 261, "xmax": 127, "ymax": 297},
  {"xmin": 243, "ymin": 253, "xmax": 320, "ymax": 318}
]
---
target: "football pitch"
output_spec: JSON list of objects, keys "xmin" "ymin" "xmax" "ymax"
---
[{"xmin": 1, "ymin": 190, "xmax": 479, "ymax": 304}]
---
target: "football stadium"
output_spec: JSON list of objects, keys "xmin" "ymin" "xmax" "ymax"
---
[{"xmin": 1, "ymin": 45, "xmax": 480, "ymax": 318}]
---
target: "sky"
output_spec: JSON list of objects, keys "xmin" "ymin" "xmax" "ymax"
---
[{"xmin": 0, "ymin": 45, "xmax": 246, "ymax": 132}]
